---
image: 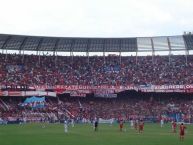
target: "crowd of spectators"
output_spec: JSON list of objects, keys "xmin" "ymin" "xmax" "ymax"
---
[
  {"xmin": 0, "ymin": 96, "xmax": 193, "ymax": 123},
  {"xmin": 0, "ymin": 53, "xmax": 193, "ymax": 124},
  {"xmin": 0, "ymin": 53, "xmax": 193, "ymax": 86}
]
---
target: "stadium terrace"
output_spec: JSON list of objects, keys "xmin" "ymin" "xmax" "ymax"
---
[{"xmin": 0, "ymin": 33, "xmax": 193, "ymax": 96}]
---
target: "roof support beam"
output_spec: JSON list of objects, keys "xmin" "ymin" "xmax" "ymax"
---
[
  {"xmin": 119, "ymin": 39, "xmax": 122, "ymax": 64},
  {"xmin": 36, "ymin": 38, "xmax": 43, "ymax": 55},
  {"xmin": 167, "ymin": 37, "xmax": 172, "ymax": 64},
  {"xmin": 151, "ymin": 38, "xmax": 155, "ymax": 63},
  {"xmin": 86, "ymin": 39, "xmax": 90, "ymax": 64},
  {"xmin": 70, "ymin": 39, "xmax": 75, "ymax": 63},
  {"xmin": 53, "ymin": 39, "xmax": 60, "ymax": 56},
  {"xmin": 1, "ymin": 36, "xmax": 11, "ymax": 54},
  {"xmin": 103, "ymin": 39, "xmax": 105, "ymax": 64},
  {"xmin": 19, "ymin": 37, "xmax": 28, "ymax": 54},
  {"xmin": 183, "ymin": 35, "xmax": 189, "ymax": 65}
]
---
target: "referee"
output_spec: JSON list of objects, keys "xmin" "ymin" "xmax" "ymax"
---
[{"xmin": 94, "ymin": 118, "xmax": 98, "ymax": 131}]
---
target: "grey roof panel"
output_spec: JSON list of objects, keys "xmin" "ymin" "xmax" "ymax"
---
[
  {"xmin": 183, "ymin": 35, "xmax": 193, "ymax": 50},
  {"xmin": 0, "ymin": 34, "xmax": 186, "ymax": 52}
]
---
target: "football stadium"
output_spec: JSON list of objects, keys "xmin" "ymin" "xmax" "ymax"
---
[
  {"xmin": 1, "ymin": 0, "xmax": 193, "ymax": 145},
  {"xmin": 0, "ymin": 33, "xmax": 193, "ymax": 145}
]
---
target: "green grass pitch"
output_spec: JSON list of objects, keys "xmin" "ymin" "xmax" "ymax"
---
[{"xmin": 0, "ymin": 123, "xmax": 193, "ymax": 145}]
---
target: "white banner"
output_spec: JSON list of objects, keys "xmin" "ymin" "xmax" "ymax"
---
[
  {"xmin": 95, "ymin": 93, "xmax": 117, "ymax": 98},
  {"xmin": 1, "ymin": 91, "xmax": 56, "ymax": 97},
  {"xmin": 99, "ymin": 118, "xmax": 114, "ymax": 124}
]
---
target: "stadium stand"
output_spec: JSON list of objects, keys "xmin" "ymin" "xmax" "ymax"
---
[
  {"xmin": 0, "ymin": 54, "xmax": 193, "ymax": 86},
  {"xmin": 0, "ymin": 34, "xmax": 193, "ymax": 124}
]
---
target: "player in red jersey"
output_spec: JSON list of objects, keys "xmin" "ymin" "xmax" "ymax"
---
[
  {"xmin": 119, "ymin": 119, "xmax": 124, "ymax": 132},
  {"xmin": 172, "ymin": 121, "xmax": 177, "ymax": 133},
  {"xmin": 138, "ymin": 120, "xmax": 144, "ymax": 133},
  {"xmin": 179, "ymin": 123, "xmax": 186, "ymax": 141}
]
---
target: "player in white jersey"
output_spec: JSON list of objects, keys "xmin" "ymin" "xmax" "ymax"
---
[
  {"xmin": 160, "ymin": 119, "xmax": 164, "ymax": 128},
  {"xmin": 108, "ymin": 118, "xmax": 114, "ymax": 126},
  {"xmin": 130, "ymin": 119, "xmax": 134, "ymax": 129},
  {"xmin": 23, "ymin": 117, "xmax": 27, "ymax": 124},
  {"xmin": 71, "ymin": 118, "xmax": 74, "ymax": 127},
  {"xmin": 64, "ymin": 120, "xmax": 68, "ymax": 133}
]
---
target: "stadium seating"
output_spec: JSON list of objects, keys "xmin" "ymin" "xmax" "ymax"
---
[
  {"xmin": 0, "ymin": 54, "xmax": 192, "ymax": 86},
  {"xmin": 0, "ymin": 95, "xmax": 193, "ymax": 123},
  {"xmin": 0, "ymin": 53, "xmax": 193, "ymax": 123}
]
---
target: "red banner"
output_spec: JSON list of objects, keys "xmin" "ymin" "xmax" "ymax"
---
[
  {"xmin": 1, "ymin": 85, "xmax": 193, "ymax": 97},
  {"xmin": 8, "ymin": 91, "xmax": 22, "ymax": 96}
]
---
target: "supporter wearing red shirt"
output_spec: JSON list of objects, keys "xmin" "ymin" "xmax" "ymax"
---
[
  {"xmin": 119, "ymin": 119, "xmax": 124, "ymax": 132},
  {"xmin": 179, "ymin": 123, "xmax": 186, "ymax": 141},
  {"xmin": 139, "ymin": 120, "xmax": 144, "ymax": 133},
  {"xmin": 172, "ymin": 121, "xmax": 177, "ymax": 133}
]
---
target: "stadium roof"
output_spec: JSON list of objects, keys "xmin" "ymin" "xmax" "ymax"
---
[{"xmin": 0, "ymin": 34, "xmax": 192, "ymax": 52}]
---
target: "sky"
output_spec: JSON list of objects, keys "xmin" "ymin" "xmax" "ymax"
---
[{"xmin": 0, "ymin": 0, "xmax": 193, "ymax": 37}]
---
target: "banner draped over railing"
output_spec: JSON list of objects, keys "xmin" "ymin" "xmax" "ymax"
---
[
  {"xmin": 0, "ymin": 91, "xmax": 56, "ymax": 97},
  {"xmin": 20, "ymin": 96, "xmax": 45, "ymax": 109},
  {"xmin": 0, "ymin": 84, "xmax": 193, "ymax": 97}
]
